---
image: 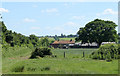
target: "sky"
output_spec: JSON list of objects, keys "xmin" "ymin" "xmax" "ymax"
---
[{"xmin": 0, "ymin": 2, "xmax": 118, "ymax": 36}]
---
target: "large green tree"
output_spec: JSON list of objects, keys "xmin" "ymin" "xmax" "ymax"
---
[
  {"xmin": 29, "ymin": 34, "xmax": 39, "ymax": 47},
  {"xmin": 76, "ymin": 19, "xmax": 118, "ymax": 46},
  {"xmin": 39, "ymin": 37, "xmax": 49, "ymax": 47}
]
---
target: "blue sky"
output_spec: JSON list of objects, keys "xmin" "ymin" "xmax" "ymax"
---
[{"xmin": 0, "ymin": 2, "xmax": 118, "ymax": 36}]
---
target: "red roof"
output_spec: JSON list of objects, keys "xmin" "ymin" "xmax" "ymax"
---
[{"xmin": 52, "ymin": 40, "xmax": 75, "ymax": 44}]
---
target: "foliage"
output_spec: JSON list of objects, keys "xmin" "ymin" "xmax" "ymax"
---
[
  {"xmin": 90, "ymin": 44, "xmax": 120, "ymax": 60},
  {"xmin": 39, "ymin": 37, "xmax": 50, "ymax": 47},
  {"xmin": 0, "ymin": 21, "xmax": 40, "ymax": 48},
  {"xmin": 30, "ymin": 47, "xmax": 52, "ymax": 58},
  {"xmin": 76, "ymin": 19, "xmax": 118, "ymax": 46},
  {"xmin": 12, "ymin": 65, "xmax": 25, "ymax": 72},
  {"xmin": 54, "ymin": 35, "xmax": 59, "ymax": 41},
  {"xmin": 3, "ymin": 48, "xmax": 118, "ymax": 74},
  {"xmin": 2, "ymin": 45, "xmax": 33, "ymax": 58}
]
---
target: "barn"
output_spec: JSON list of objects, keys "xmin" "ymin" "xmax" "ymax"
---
[
  {"xmin": 51, "ymin": 40, "xmax": 75, "ymax": 48},
  {"xmin": 69, "ymin": 42, "xmax": 98, "ymax": 48}
]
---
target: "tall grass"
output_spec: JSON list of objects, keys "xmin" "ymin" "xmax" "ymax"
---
[
  {"xmin": 2, "ymin": 45, "xmax": 33, "ymax": 58},
  {"xmin": 2, "ymin": 48, "xmax": 118, "ymax": 74}
]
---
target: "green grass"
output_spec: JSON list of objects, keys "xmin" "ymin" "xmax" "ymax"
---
[
  {"xmin": 0, "ymin": 44, "xmax": 2, "ymax": 75},
  {"xmin": 2, "ymin": 46, "xmax": 33, "ymax": 58},
  {"xmin": 48, "ymin": 37, "xmax": 75, "ymax": 41},
  {"xmin": 2, "ymin": 48, "xmax": 118, "ymax": 74},
  {"xmin": 3, "ymin": 58, "xmax": 118, "ymax": 74},
  {"xmin": 59, "ymin": 37, "xmax": 75, "ymax": 41},
  {"xmin": 48, "ymin": 38, "xmax": 55, "ymax": 41},
  {"xmin": 52, "ymin": 48, "xmax": 97, "ymax": 58}
]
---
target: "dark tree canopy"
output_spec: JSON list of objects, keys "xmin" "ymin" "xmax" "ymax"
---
[
  {"xmin": 76, "ymin": 19, "xmax": 118, "ymax": 46},
  {"xmin": 0, "ymin": 21, "xmax": 41, "ymax": 47}
]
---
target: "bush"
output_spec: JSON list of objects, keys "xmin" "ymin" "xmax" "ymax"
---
[
  {"xmin": 41, "ymin": 67, "xmax": 50, "ymax": 71},
  {"xmin": 12, "ymin": 65, "xmax": 24, "ymax": 72},
  {"xmin": 30, "ymin": 47, "xmax": 52, "ymax": 59},
  {"xmin": 91, "ymin": 44, "xmax": 120, "ymax": 60}
]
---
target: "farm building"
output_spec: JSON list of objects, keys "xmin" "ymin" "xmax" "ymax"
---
[
  {"xmin": 101, "ymin": 42, "xmax": 116, "ymax": 45},
  {"xmin": 51, "ymin": 40, "xmax": 75, "ymax": 48},
  {"xmin": 69, "ymin": 42, "xmax": 98, "ymax": 48}
]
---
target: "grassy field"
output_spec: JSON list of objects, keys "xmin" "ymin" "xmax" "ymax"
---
[
  {"xmin": 0, "ymin": 44, "xmax": 2, "ymax": 75},
  {"xmin": 59, "ymin": 37, "xmax": 75, "ymax": 41},
  {"xmin": 2, "ymin": 48, "xmax": 118, "ymax": 74},
  {"xmin": 48, "ymin": 37, "xmax": 75, "ymax": 41}
]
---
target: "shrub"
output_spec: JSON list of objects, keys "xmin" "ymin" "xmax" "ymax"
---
[
  {"xmin": 30, "ymin": 47, "xmax": 52, "ymax": 59},
  {"xmin": 27, "ymin": 67, "xmax": 36, "ymax": 71},
  {"xmin": 41, "ymin": 67, "xmax": 50, "ymax": 71},
  {"xmin": 51, "ymin": 55, "xmax": 57, "ymax": 58},
  {"xmin": 12, "ymin": 66, "xmax": 24, "ymax": 72},
  {"xmin": 91, "ymin": 44, "xmax": 120, "ymax": 60}
]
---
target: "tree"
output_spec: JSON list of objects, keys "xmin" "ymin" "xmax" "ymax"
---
[
  {"xmin": 30, "ymin": 47, "xmax": 52, "ymax": 58},
  {"xmin": 54, "ymin": 35, "xmax": 59, "ymax": 41},
  {"xmin": 39, "ymin": 37, "xmax": 50, "ymax": 47},
  {"xmin": 5, "ymin": 30, "xmax": 13, "ymax": 44},
  {"xmin": 29, "ymin": 34, "xmax": 39, "ymax": 47},
  {"xmin": 76, "ymin": 19, "xmax": 118, "ymax": 46}
]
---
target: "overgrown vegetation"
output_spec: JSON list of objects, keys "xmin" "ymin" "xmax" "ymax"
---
[
  {"xmin": 30, "ymin": 47, "xmax": 52, "ymax": 58},
  {"xmin": 3, "ymin": 49, "xmax": 118, "ymax": 74},
  {"xmin": 1, "ymin": 19, "xmax": 119, "ymax": 74},
  {"xmin": 0, "ymin": 21, "xmax": 40, "ymax": 48},
  {"xmin": 91, "ymin": 44, "xmax": 120, "ymax": 60},
  {"xmin": 1, "ymin": 21, "xmax": 53, "ymax": 58}
]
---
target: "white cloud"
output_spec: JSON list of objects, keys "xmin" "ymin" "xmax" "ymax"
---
[
  {"xmin": 71, "ymin": 16, "xmax": 85, "ymax": 20},
  {"xmin": 44, "ymin": 21, "xmax": 79, "ymax": 35},
  {"xmin": 45, "ymin": 26, "xmax": 76, "ymax": 35},
  {"xmin": 30, "ymin": 32, "xmax": 39, "ymax": 36},
  {"xmin": 23, "ymin": 18, "xmax": 36, "ymax": 22},
  {"xmin": 41, "ymin": 8, "xmax": 58, "ymax": 13},
  {"xmin": 96, "ymin": 8, "xmax": 118, "ymax": 16},
  {"xmin": 0, "ymin": 8, "xmax": 9, "ymax": 13},
  {"xmin": 103, "ymin": 9, "xmax": 117, "ymax": 15}
]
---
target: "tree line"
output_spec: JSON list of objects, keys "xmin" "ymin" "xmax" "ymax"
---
[{"xmin": 0, "ymin": 21, "xmax": 50, "ymax": 48}]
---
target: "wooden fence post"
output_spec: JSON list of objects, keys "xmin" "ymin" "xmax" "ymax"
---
[
  {"xmin": 83, "ymin": 51, "xmax": 85, "ymax": 58},
  {"xmin": 64, "ymin": 51, "xmax": 65, "ymax": 58}
]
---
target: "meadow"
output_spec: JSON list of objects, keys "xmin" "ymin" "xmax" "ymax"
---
[
  {"xmin": 0, "ymin": 44, "xmax": 2, "ymax": 75},
  {"xmin": 48, "ymin": 37, "xmax": 75, "ymax": 41},
  {"xmin": 2, "ymin": 47, "xmax": 118, "ymax": 74},
  {"xmin": 59, "ymin": 37, "xmax": 75, "ymax": 41}
]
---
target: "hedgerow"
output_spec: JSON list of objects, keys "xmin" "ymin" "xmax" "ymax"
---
[{"xmin": 90, "ymin": 44, "xmax": 120, "ymax": 60}]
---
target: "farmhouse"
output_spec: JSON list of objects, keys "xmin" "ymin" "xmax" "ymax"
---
[{"xmin": 51, "ymin": 40, "xmax": 75, "ymax": 48}]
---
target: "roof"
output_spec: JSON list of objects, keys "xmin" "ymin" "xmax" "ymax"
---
[
  {"xmin": 52, "ymin": 40, "xmax": 75, "ymax": 45},
  {"xmin": 75, "ymin": 42, "xmax": 98, "ymax": 46},
  {"xmin": 101, "ymin": 42, "xmax": 116, "ymax": 45}
]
